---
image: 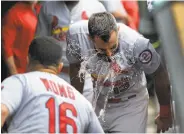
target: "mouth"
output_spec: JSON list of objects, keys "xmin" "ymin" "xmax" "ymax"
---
[
  {"xmin": 97, "ymin": 53, "xmax": 112, "ymax": 62},
  {"xmin": 96, "ymin": 46, "xmax": 119, "ymax": 62}
]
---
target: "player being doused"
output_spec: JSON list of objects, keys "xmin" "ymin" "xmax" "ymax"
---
[{"xmin": 66, "ymin": 12, "xmax": 172, "ymax": 133}]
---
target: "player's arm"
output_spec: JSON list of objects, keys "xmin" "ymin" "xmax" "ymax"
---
[
  {"xmin": 111, "ymin": 9, "xmax": 130, "ymax": 25},
  {"xmin": 1, "ymin": 104, "xmax": 9, "ymax": 128},
  {"xmin": 101, "ymin": 0, "xmax": 129, "ymax": 24},
  {"xmin": 2, "ymin": 11, "xmax": 18, "ymax": 75},
  {"xmin": 35, "ymin": 3, "xmax": 50, "ymax": 36},
  {"xmin": 66, "ymin": 32, "xmax": 84, "ymax": 93},
  {"xmin": 134, "ymin": 37, "xmax": 172, "ymax": 133},
  {"xmin": 154, "ymin": 61, "xmax": 172, "ymax": 133},
  {"xmin": 70, "ymin": 63, "xmax": 84, "ymax": 93},
  {"xmin": 4, "ymin": 57, "xmax": 17, "ymax": 75},
  {"xmin": 1, "ymin": 76, "xmax": 24, "ymax": 127},
  {"xmin": 122, "ymin": 1, "xmax": 139, "ymax": 30}
]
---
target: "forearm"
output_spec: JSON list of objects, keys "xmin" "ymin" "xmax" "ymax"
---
[
  {"xmin": 1, "ymin": 104, "xmax": 9, "ymax": 128},
  {"xmin": 1, "ymin": 113, "xmax": 6, "ymax": 128},
  {"xmin": 71, "ymin": 76, "xmax": 84, "ymax": 94},
  {"xmin": 154, "ymin": 63, "xmax": 171, "ymax": 105},
  {"xmin": 70, "ymin": 64, "xmax": 84, "ymax": 93},
  {"xmin": 5, "ymin": 56, "xmax": 18, "ymax": 75},
  {"xmin": 111, "ymin": 10, "xmax": 129, "ymax": 24},
  {"xmin": 154, "ymin": 64, "xmax": 173, "ymax": 132}
]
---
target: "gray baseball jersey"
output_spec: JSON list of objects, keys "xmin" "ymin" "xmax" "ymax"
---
[
  {"xmin": 1, "ymin": 72, "xmax": 104, "ymax": 133},
  {"xmin": 66, "ymin": 20, "xmax": 161, "ymax": 132}
]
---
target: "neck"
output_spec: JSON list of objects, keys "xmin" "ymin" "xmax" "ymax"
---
[
  {"xmin": 27, "ymin": 64, "xmax": 58, "ymax": 75},
  {"xmin": 37, "ymin": 68, "xmax": 57, "ymax": 75}
]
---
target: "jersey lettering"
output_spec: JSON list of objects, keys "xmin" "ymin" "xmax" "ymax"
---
[
  {"xmin": 58, "ymin": 84, "xmax": 68, "ymax": 98},
  {"xmin": 50, "ymin": 80, "xmax": 60, "ymax": 95},
  {"xmin": 40, "ymin": 78, "xmax": 75, "ymax": 100},
  {"xmin": 67, "ymin": 86, "xmax": 75, "ymax": 100},
  {"xmin": 59, "ymin": 102, "xmax": 77, "ymax": 133},
  {"xmin": 46, "ymin": 98, "xmax": 78, "ymax": 133},
  {"xmin": 46, "ymin": 98, "xmax": 55, "ymax": 133}
]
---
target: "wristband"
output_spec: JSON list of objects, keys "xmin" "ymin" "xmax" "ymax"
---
[{"xmin": 160, "ymin": 105, "xmax": 171, "ymax": 118}]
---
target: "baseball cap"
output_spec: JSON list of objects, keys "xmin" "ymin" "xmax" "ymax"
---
[{"xmin": 29, "ymin": 36, "xmax": 62, "ymax": 66}]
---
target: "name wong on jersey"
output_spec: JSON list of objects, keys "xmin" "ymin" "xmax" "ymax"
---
[{"xmin": 40, "ymin": 78, "xmax": 75, "ymax": 100}]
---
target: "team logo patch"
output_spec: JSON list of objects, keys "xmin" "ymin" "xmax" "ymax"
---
[
  {"xmin": 51, "ymin": 16, "xmax": 69, "ymax": 41},
  {"xmin": 139, "ymin": 50, "xmax": 152, "ymax": 64}
]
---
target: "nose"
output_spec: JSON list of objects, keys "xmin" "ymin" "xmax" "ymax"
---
[{"xmin": 106, "ymin": 49, "xmax": 112, "ymax": 57}]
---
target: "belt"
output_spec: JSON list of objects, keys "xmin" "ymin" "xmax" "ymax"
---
[
  {"xmin": 61, "ymin": 66, "xmax": 70, "ymax": 74},
  {"xmin": 108, "ymin": 94, "xmax": 136, "ymax": 103}
]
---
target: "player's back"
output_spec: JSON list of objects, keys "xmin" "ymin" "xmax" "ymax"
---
[{"xmin": 4, "ymin": 71, "xmax": 103, "ymax": 133}]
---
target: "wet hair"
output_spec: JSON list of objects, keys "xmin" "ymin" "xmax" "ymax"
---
[
  {"xmin": 88, "ymin": 12, "xmax": 118, "ymax": 43},
  {"xmin": 29, "ymin": 36, "xmax": 62, "ymax": 66}
]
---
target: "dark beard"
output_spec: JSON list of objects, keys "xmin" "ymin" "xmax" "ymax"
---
[{"xmin": 97, "ymin": 53, "xmax": 112, "ymax": 62}]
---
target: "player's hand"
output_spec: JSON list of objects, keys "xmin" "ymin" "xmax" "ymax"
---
[
  {"xmin": 155, "ymin": 114, "xmax": 172, "ymax": 133},
  {"xmin": 9, "ymin": 69, "xmax": 18, "ymax": 75}
]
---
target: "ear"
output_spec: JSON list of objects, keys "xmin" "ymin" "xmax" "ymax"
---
[
  {"xmin": 27, "ymin": 54, "xmax": 33, "ymax": 65},
  {"xmin": 26, "ymin": 55, "xmax": 31, "ymax": 72},
  {"xmin": 58, "ymin": 62, "xmax": 63, "ymax": 73},
  {"xmin": 27, "ymin": 56, "xmax": 30, "ymax": 65},
  {"xmin": 87, "ymin": 34, "xmax": 92, "ymax": 41}
]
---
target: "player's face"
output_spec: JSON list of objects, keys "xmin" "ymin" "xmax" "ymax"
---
[{"xmin": 94, "ymin": 30, "xmax": 119, "ymax": 57}]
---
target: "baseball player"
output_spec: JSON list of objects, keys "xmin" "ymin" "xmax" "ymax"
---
[
  {"xmin": 1, "ymin": 36, "xmax": 104, "ymax": 133},
  {"xmin": 66, "ymin": 12, "xmax": 172, "ymax": 132},
  {"xmin": 35, "ymin": 0, "xmax": 106, "ymax": 103}
]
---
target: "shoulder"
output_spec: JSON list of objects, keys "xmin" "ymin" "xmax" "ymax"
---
[
  {"xmin": 81, "ymin": 0, "xmax": 106, "ymax": 12},
  {"xmin": 2, "ymin": 74, "xmax": 26, "ymax": 88},
  {"xmin": 67, "ymin": 20, "xmax": 89, "ymax": 46},
  {"xmin": 3, "ymin": 2, "xmax": 22, "ymax": 19},
  {"xmin": 41, "ymin": 1, "xmax": 63, "ymax": 14},
  {"xmin": 68, "ymin": 20, "xmax": 89, "ymax": 35},
  {"xmin": 7, "ymin": 2, "xmax": 31, "ymax": 14},
  {"xmin": 14, "ymin": 72, "xmax": 43, "ymax": 85},
  {"xmin": 119, "ymin": 23, "xmax": 141, "ymax": 39},
  {"xmin": 40, "ymin": 1, "xmax": 52, "ymax": 14},
  {"xmin": 118, "ymin": 23, "xmax": 142, "ymax": 46},
  {"xmin": 9, "ymin": 2, "xmax": 24, "ymax": 11}
]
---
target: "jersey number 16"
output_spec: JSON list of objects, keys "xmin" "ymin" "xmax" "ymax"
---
[{"xmin": 46, "ymin": 97, "xmax": 77, "ymax": 133}]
